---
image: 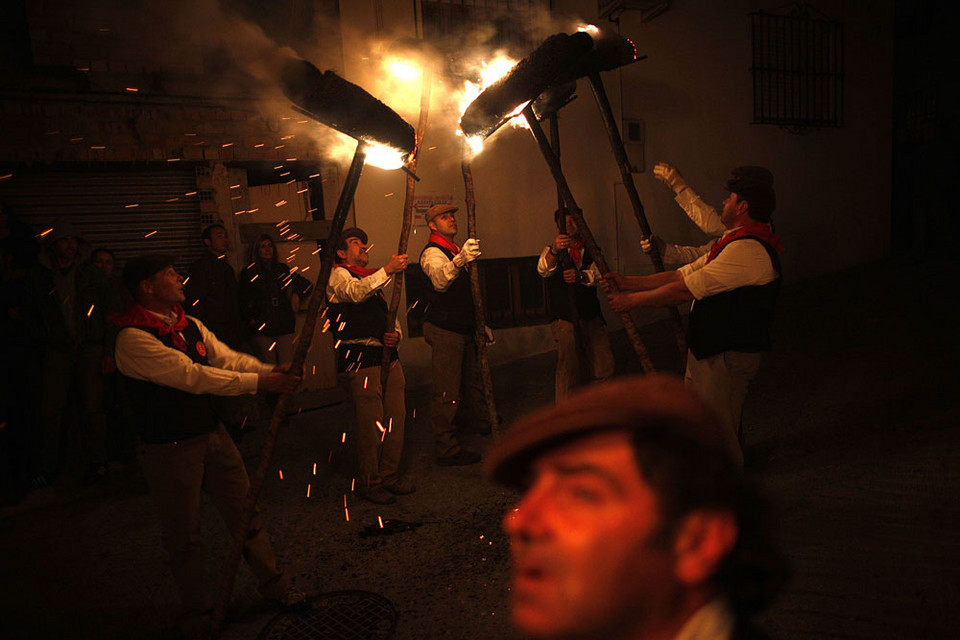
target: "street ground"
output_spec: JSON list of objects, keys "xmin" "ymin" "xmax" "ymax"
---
[{"xmin": 1, "ymin": 256, "xmax": 958, "ymax": 639}]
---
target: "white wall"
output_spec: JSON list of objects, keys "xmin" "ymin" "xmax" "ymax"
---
[{"xmin": 329, "ymin": 0, "xmax": 894, "ymax": 384}]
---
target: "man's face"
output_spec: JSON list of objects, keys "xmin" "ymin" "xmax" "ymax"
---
[
  {"xmin": 721, "ymin": 192, "xmax": 747, "ymax": 229},
  {"xmin": 429, "ymin": 212, "xmax": 457, "ymax": 237},
  {"xmin": 147, "ymin": 266, "xmax": 185, "ymax": 306},
  {"xmin": 92, "ymin": 252, "xmax": 114, "ymax": 278},
  {"xmin": 504, "ymin": 430, "xmax": 678, "ymax": 639},
  {"xmin": 204, "ymin": 227, "xmax": 230, "ymax": 254},
  {"xmin": 52, "ymin": 236, "xmax": 79, "ymax": 264},
  {"xmin": 337, "ymin": 237, "xmax": 369, "ymax": 268}
]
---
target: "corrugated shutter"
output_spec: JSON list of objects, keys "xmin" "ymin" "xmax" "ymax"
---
[{"xmin": 0, "ymin": 169, "xmax": 205, "ymax": 272}]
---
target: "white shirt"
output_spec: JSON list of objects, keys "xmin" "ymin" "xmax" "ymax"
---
[
  {"xmin": 678, "ymin": 230, "xmax": 779, "ymax": 301},
  {"xmin": 326, "ymin": 266, "xmax": 401, "ymax": 346},
  {"xmin": 536, "ymin": 246, "xmax": 600, "ymax": 286},
  {"xmin": 420, "ymin": 246, "xmax": 464, "ymax": 292},
  {"xmin": 674, "ymin": 598, "xmax": 735, "ymax": 640},
  {"xmin": 676, "ymin": 188, "xmax": 727, "ymax": 238},
  {"xmin": 116, "ymin": 311, "xmax": 273, "ymax": 396}
]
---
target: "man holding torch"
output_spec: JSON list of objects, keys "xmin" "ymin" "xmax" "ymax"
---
[
  {"xmin": 327, "ymin": 228, "xmax": 413, "ymax": 505},
  {"xmin": 605, "ymin": 168, "xmax": 784, "ymax": 465},
  {"xmin": 419, "ymin": 203, "xmax": 488, "ymax": 466},
  {"xmin": 111, "ymin": 254, "xmax": 305, "ymax": 638},
  {"xmin": 538, "ymin": 208, "xmax": 614, "ymax": 400}
]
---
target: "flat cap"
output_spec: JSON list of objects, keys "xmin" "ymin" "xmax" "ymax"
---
[
  {"xmin": 725, "ymin": 166, "xmax": 776, "ymax": 222},
  {"xmin": 486, "ymin": 374, "xmax": 733, "ymax": 487},
  {"xmin": 122, "ymin": 253, "xmax": 175, "ymax": 293},
  {"xmin": 424, "ymin": 203, "xmax": 458, "ymax": 224},
  {"xmin": 338, "ymin": 227, "xmax": 368, "ymax": 251}
]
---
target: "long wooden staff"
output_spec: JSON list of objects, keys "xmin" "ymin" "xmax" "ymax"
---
[
  {"xmin": 587, "ymin": 71, "xmax": 686, "ymax": 357},
  {"xmin": 548, "ymin": 112, "xmax": 590, "ymax": 388},
  {"xmin": 210, "ymin": 141, "xmax": 368, "ymax": 639},
  {"xmin": 521, "ymin": 104, "xmax": 656, "ymax": 374},
  {"xmin": 460, "ymin": 139, "xmax": 501, "ymax": 437},
  {"xmin": 381, "ymin": 67, "xmax": 432, "ymax": 388}
]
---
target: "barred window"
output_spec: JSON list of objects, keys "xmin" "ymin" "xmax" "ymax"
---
[{"xmin": 750, "ymin": 7, "xmax": 844, "ymax": 130}]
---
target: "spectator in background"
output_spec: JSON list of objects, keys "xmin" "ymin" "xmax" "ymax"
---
[
  {"xmin": 185, "ymin": 224, "xmax": 246, "ymax": 350},
  {"xmin": 238, "ymin": 234, "xmax": 312, "ymax": 365},
  {"xmin": 185, "ymin": 224, "xmax": 253, "ymax": 435},
  {"xmin": 91, "ymin": 247, "xmax": 135, "ymax": 463},
  {"xmin": 25, "ymin": 219, "xmax": 113, "ymax": 487},
  {"xmin": 0, "ymin": 199, "xmax": 40, "ymax": 501}
]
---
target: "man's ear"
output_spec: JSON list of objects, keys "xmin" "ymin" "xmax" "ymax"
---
[
  {"xmin": 427, "ymin": 221, "xmax": 437, "ymax": 232},
  {"xmin": 336, "ymin": 248, "xmax": 347, "ymax": 261},
  {"xmin": 672, "ymin": 509, "xmax": 739, "ymax": 586}
]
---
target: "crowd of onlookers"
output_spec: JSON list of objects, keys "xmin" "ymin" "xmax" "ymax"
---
[{"xmin": 0, "ymin": 199, "xmax": 310, "ymax": 505}]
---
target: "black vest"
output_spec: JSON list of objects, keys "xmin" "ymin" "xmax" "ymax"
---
[
  {"xmin": 420, "ymin": 242, "xmax": 475, "ymax": 335},
  {"xmin": 687, "ymin": 237, "xmax": 782, "ymax": 360},
  {"xmin": 122, "ymin": 319, "xmax": 220, "ymax": 444},
  {"xmin": 327, "ymin": 269, "xmax": 396, "ymax": 372},
  {"xmin": 545, "ymin": 248, "xmax": 604, "ymax": 323}
]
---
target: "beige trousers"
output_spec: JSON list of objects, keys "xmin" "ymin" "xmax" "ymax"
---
[
  {"xmin": 684, "ymin": 350, "xmax": 762, "ymax": 468},
  {"xmin": 550, "ymin": 318, "xmax": 615, "ymax": 401},
  {"xmin": 341, "ymin": 360, "xmax": 406, "ymax": 488}
]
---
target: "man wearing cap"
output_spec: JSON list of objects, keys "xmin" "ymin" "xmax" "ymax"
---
[
  {"xmin": 419, "ymin": 203, "xmax": 488, "ymax": 466},
  {"xmin": 25, "ymin": 219, "xmax": 113, "ymax": 487},
  {"xmin": 538, "ymin": 208, "xmax": 614, "ymax": 400},
  {"xmin": 487, "ymin": 375, "xmax": 787, "ymax": 640},
  {"xmin": 111, "ymin": 254, "xmax": 305, "ymax": 636},
  {"xmin": 327, "ymin": 228, "xmax": 413, "ymax": 505},
  {"xmin": 605, "ymin": 167, "xmax": 784, "ymax": 464}
]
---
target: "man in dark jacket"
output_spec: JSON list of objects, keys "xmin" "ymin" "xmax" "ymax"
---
[
  {"xmin": 113, "ymin": 254, "xmax": 304, "ymax": 638},
  {"xmin": 26, "ymin": 220, "xmax": 112, "ymax": 485},
  {"xmin": 185, "ymin": 223, "xmax": 246, "ymax": 350},
  {"xmin": 487, "ymin": 375, "xmax": 787, "ymax": 640}
]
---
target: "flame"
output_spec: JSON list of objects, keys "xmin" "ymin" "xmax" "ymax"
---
[
  {"xmin": 456, "ymin": 53, "xmax": 530, "ymax": 155},
  {"xmin": 577, "ymin": 23, "xmax": 600, "ymax": 35},
  {"xmin": 387, "ymin": 58, "xmax": 421, "ymax": 82},
  {"xmin": 363, "ymin": 141, "xmax": 408, "ymax": 170}
]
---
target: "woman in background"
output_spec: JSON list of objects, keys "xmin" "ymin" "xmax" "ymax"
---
[{"xmin": 238, "ymin": 234, "xmax": 312, "ymax": 365}]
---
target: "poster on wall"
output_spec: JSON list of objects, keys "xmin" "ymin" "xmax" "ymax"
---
[{"xmin": 412, "ymin": 194, "xmax": 455, "ymax": 231}]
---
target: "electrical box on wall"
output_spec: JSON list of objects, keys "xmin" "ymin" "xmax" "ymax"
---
[{"xmin": 623, "ymin": 118, "xmax": 645, "ymax": 172}]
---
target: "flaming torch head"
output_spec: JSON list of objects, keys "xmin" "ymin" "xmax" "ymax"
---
[
  {"xmin": 279, "ymin": 58, "xmax": 416, "ymax": 161},
  {"xmin": 459, "ymin": 32, "xmax": 594, "ymax": 140}
]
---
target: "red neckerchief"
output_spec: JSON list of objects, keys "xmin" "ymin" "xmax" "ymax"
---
[
  {"xmin": 110, "ymin": 303, "xmax": 190, "ymax": 352},
  {"xmin": 567, "ymin": 239, "xmax": 585, "ymax": 267},
  {"xmin": 706, "ymin": 223, "xmax": 785, "ymax": 264},
  {"xmin": 336, "ymin": 263, "xmax": 379, "ymax": 278},
  {"xmin": 428, "ymin": 232, "xmax": 468, "ymax": 270}
]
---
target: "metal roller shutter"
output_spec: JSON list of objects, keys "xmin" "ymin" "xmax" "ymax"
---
[{"xmin": 0, "ymin": 169, "xmax": 206, "ymax": 272}]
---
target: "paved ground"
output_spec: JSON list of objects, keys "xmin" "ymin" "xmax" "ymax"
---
[{"xmin": 1, "ymin": 256, "xmax": 958, "ymax": 639}]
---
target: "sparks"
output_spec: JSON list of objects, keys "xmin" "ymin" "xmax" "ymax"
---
[
  {"xmin": 306, "ymin": 484, "xmax": 311, "ymax": 497},
  {"xmin": 341, "ymin": 432, "xmax": 346, "ymax": 444},
  {"xmin": 268, "ymin": 341, "xmax": 276, "ymax": 351},
  {"xmin": 313, "ymin": 463, "xmax": 317, "ymax": 475},
  {"xmin": 86, "ymin": 304, "xmax": 95, "ymax": 317},
  {"xmin": 278, "ymin": 469, "xmax": 284, "ymax": 480},
  {"xmin": 378, "ymin": 516, "xmax": 385, "ymax": 529},
  {"xmin": 144, "ymin": 230, "xmax": 157, "ymax": 237},
  {"xmin": 125, "ymin": 203, "xmax": 139, "ymax": 208},
  {"xmin": 275, "ymin": 200, "xmax": 287, "ymax": 207}
]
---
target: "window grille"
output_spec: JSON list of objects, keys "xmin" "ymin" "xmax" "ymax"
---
[{"xmin": 750, "ymin": 7, "xmax": 844, "ymax": 130}]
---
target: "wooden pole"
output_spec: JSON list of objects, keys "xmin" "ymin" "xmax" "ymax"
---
[
  {"xmin": 460, "ymin": 139, "xmax": 501, "ymax": 437},
  {"xmin": 521, "ymin": 104, "xmax": 656, "ymax": 374},
  {"xmin": 210, "ymin": 141, "xmax": 368, "ymax": 639},
  {"xmin": 381, "ymin": 68, "xmax": 432, "ymax": 388},
  {"xmin": 587, "ymin": 71, "xmax": 686, "ymax": 357},
  {"xmin": 548, "ymin": 112, "xmax": 590, "ymax": 389}
]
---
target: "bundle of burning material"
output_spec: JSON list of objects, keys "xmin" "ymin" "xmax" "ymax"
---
[{"xmin": 279, "ymin": 58, "xmax": 416, "ymax": 158}]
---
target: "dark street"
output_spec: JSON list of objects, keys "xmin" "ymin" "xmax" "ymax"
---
[{"xmin": 1, "ymin": 256, "xmax": 958, "ymax": 639}]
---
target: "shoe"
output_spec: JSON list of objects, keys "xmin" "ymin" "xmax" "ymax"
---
[
  {"xmin": 436, "ymin": 449, "xmax": 481, "ymax": 467},
  {"xmin": 383, "ymin": 477, "xmax": 416, "ymax": 495},
  {"xmin": 357, "ymin": 485, "xmax": 397, "ymax": 505},
  {"xmin": 270, "ymin": 585, "xmax": 309, "ymax": 610}
]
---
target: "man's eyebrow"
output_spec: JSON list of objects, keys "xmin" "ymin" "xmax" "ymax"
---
[{"xmin": 550, "ymin": 462, "xmax": 627, "ymax": 497}]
